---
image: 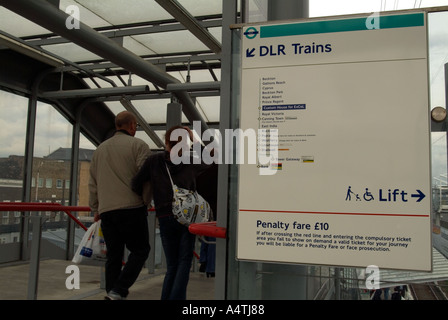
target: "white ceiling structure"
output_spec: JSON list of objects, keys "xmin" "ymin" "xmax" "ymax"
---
[{"xmin": 0, "ymin": 0, "xmax": 236, "ymax": 149}]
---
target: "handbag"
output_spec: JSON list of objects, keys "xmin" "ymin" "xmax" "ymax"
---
[
  {"xmin": 72, "ymin": 222, "xmax": 107, "ymax": 265},
  {"xmin": 166, "ymin": 163, "xmax": 211, "ymax": 226}
]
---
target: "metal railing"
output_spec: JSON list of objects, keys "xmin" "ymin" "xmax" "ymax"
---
[
  {"xmin": 0, "ymin": 202, "xmax": 90, "ymax": 229},
  {"xmin": 0, "ymin": 202, "xmax": 227, "ymax": 299},
  {"xmin": 189, "ymin": 221, "xmax": 227, "ymax": 239},
  {"xmin": 0, "ymin": 202, "xmax": 91, "ymax": 299}
]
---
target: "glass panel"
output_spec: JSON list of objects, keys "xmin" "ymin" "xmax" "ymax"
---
[
  {"xmin": 135, "ymin": 130, "xmax": 165, "ymax": 150},
  {"xmin": 74, "ymin": 0, "xmax": 172, "ymax": 25},
  {"xmin": 133, "ymin": 30, "xmax": 210, "ymax": 54},
  {"xmin": 0, "ymin": 91, "xmax": 28, "ymax": 245},
  {"xmin": 104, "ymin": 101, "xmax": 126, "ymax": 115},
  {"xmin": 430, "ymin": 11, "xmax": 448, "ymax": 262},
  {"xmin": 247, "ymin": 0, "xmax": 268, "ymax": 23},
  {"xmin": 60, "ymin": 0, "xmax": 111, "ymax": 29},
  {"xmin": 208, "ymin": 27, "xmax": 222, "ymax": 45},
  {"xmin": 32, "ymin": 102, "xmax": 73, "ymax": 258},
  {"xmin": 42, "ymin": 43, "xmax": 102, "ymax": 63},
  {"xmin": 428, "ymin": 11, "xmax": 448, "ymax": 110},
  {"xmin": 0, "ymin": 7, "xmax": 50, "ymax": 37},
  {"xmin": 130, "ymin": 99, "xmax": 171, "ymax": 124},
  {"xmin": 179, "ymin": 0, "xmax": 223, "ymax": 16},
  {"xmin": 196, "ymin": 96, "xmax": 220, "ymax": 122},
  {"xmin": 123, "ymin": 37, "xmax": 157, "ymax": 56},
  {"xmin": 75, "ymin": 134, "xmax": 96, "ymax": 243}
]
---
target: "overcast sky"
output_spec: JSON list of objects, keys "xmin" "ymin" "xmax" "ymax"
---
[
  {"xmin": 309, "ymin": 0, "xmax": 447, "ymax": 16},
  {"xmin": 0, "ymin": 1, "xmax": 448, "ymax": 168}
]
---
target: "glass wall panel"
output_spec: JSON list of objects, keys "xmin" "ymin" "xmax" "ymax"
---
[
  {"xmin": 73, "ymin": 133, "xmax": 96, "ymax": 256},
  {"xmin": 0, "ymin": 90, "xmax": 28, "ymax": 245},
  {"xmin": 77, "ymin": 133, "xmax": 96, "ymax": 210},
  {"xmin": 32, "ymin": 102, "xmax": 73, "ymax": 257},
  {"xmin": 429, "ymin": 11, "xmax": 448, "ymax": 268}
]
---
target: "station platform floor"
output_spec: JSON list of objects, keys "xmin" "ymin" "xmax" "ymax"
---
[{"xmin": 0, "ymin": 259, "xmax": 215, "ymax": 300}]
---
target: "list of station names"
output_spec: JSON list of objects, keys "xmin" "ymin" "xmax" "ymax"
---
[
  {"xmin": 258, "ymin": 76, "xmax": 316, "ymax": 167},
  {"xmin": 259, "ymin": 76, "xmax": 301, "ymax": 129}
]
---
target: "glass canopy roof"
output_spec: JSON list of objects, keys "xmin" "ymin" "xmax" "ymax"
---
[
  {"xmin": 0, "ymin": 0, "xmax": 224, "ymax": 36},
  {"xmin": 0, "ymin": 0, "xmax": 228, "ymax": 148}
]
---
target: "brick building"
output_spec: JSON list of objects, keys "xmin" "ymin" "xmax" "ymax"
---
[{"xmin": 0, "ymin": 148, "xmax": 93, "ymax": 229}]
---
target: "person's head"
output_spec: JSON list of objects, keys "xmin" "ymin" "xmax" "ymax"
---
[
  {"xmin": 115, "ymin": 111, "xmax": 138, "ymax": 136},
  {"xmin": 165, "ymin": 125, "xmax": 193, "ymax": 152}
]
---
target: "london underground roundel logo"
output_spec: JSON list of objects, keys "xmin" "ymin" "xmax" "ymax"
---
[{"xmin": 244, "ymin": 27, "xmax": 259, "ymax": 39}]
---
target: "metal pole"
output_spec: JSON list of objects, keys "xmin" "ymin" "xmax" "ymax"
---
[
  {"xmin": 166, "ymin": 101, "xmax": 183, "ymax": 129},
  {"xmin": 27, "ymin": 216, "xmax": 42, "ymax": 300},
  {"xmin": 445, "ymin": 63, "xmax": 448, "ymax": 192},
  {"xmin": 216, "ymin": 0, "xmax": 238, "ymax": 300},
  {"xmin": 21, "ymin": 68, "xmax": 57, "ymax": 260},
  {"xmin": 146, "ymin": 213, "xmax": 156, "ymax": 274},
  {"xmin": 268, "ymin": 0, "xmax": 309, "ymax": 20},
  {"xmin": 335, "ymin": 267, "xmax": 342, "ymax": 300},
  {"xmin": 67, "ymin": 108, "xmax": 82, "ymax": 260},
  {"xmin": 166, "ymin": 81, "xmax": 221, "ymax": 92},
  {"xmin": 445, "ymin": 63, "xmax": 447, "ymax": 110}
]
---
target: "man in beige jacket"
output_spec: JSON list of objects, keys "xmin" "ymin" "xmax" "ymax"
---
[{"xmin": 89, "ymin": 111, "xmax": 151, "ymax": 300}]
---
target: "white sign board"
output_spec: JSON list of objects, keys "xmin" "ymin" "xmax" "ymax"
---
[{"xmin": 237, "ymin": 12, "xmax": 432, "ymax": 271}]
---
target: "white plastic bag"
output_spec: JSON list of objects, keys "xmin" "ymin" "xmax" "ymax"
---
[{"xmin": 72, "ymin": 222, "xmax": 107, "ymax": 265}]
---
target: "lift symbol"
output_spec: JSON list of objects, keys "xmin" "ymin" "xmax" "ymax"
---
[{"xmin": 345, "ymin": 186, "xmax": 425, "ymax": 203}]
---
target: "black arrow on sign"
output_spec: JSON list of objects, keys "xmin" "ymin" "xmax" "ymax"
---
[
  {"xmin": 411, "ymin": 189, "xmax": 425, "ymax": 202},
  {"xmin": 246, "ymin": 48, "xmax": 255, "ymax": 58}
]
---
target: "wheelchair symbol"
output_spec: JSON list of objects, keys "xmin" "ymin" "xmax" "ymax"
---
[
  {"xmin": 346, "ymin": 187, "xmax": 374, "ymax": 201},
  {"xmin": 363, "ymin": 188, "xmax": 374, "ymax": 201}
]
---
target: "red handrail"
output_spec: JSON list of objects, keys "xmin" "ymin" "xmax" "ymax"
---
[
  {"xmin": 188, "ymin": 221, "xmax": 227, "ymax": 239},
  {"xmin": 0, "ymin": 203, "xmax": 224, "ymax": 260},
  {"xmin": 0, "ymin": 203, "xmax": 227, "ymax": 238},
  {"xmin": 0, "ymin": 202, "xmax": 90, "ymax": 230}
]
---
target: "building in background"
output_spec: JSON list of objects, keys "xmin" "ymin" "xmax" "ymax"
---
[{"xmin": 0, "ymin": 148, "xmax": 93, "ymax": 243}]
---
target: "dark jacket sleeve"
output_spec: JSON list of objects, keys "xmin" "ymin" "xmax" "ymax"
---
[{"xmin": 132, "ymin": 156, "xmax": 152, "ymax": 196}]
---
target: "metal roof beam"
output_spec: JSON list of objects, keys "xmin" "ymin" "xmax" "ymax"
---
[
  {"xmin": 26, "ymin": 18, "xmax": 222, "ymax": 47},
  {"xmin": 62, "ymin": 53, "xmax": 221, "ymax": 73},
  {"xmin": 39, "ymin": 85, "xmax": 150, "ymax": 99},
  {"xmin": 166, "ymin": 81, "xmax": 220, "ymax": 92},
  {"xmin": 120, "ymin": 97, "xmax": 165, "ymax": 148},
  {"xmin": 154, "ymin": 0, "xmax": 222, "ymax": 54},
  {"xmin": 0, "ymin": 0, "xmax": 209, "ymax": 135}
]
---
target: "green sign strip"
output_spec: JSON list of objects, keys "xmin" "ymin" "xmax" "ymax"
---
[{"xmin": 260, "ymin": 13, "xmax": 424, "ymax": 38}]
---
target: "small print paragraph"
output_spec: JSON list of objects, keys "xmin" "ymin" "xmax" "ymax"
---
[{"xmin": 255, "ymin": 220, "xmax": 412, "ymax": 252}]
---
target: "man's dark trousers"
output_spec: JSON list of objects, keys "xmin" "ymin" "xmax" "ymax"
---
[{"xmin": 100, "ymin": 206, "xmax": 150, "ymax": 297}]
